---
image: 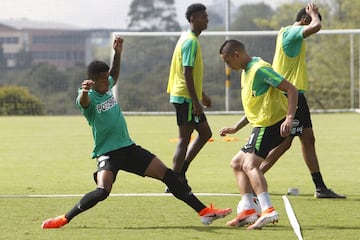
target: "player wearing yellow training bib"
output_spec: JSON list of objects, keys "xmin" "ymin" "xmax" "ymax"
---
[
  {"xmin": 219, "ymin": 39, "xmax": 298, "ymax": 229},
  {"xmin": 165, "ymin": 3, "xmax": 212, "ymax": 193},
  {"xmin": 167, "ymin": 30, "xmax": 203, "ymax": 104},
  {"xmin": 273, "ymin": 25, "xmax": 308, "ymax": 92},
  {"xmin": 267, "ymin": 3, "xmax": 346, "ymax": 199}
]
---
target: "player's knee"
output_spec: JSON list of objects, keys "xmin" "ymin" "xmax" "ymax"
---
[
  {"xmin": 78, "ymin": 187, "xmax": 110, "ymax": 211},
  {"xmin": 163, "ymin": 169, "xmax": 190, "ymax": 196},
  {"xmin": 242, "ymin": 163, "xmax": 255, "ymax": 173},
  {"xmin": 205, "ymin": 129, "xmax": 212, "ymax": 139},
  {"xmin": 95, "ymin": 187, "xmax": 110, "ymax": 202},
  {"xmin": 242, "ymin": 157, "xmax": 260, "ymax": 173},
  {"xmin": 177, "ymin": 137, "xmax": 191, "ymax": 148},
  {"xmin": 196, "ymin": 124, "xmax": 212, "ymax": 141},
  {"xmin": 302, "ymin": 133, "xmax": 315, "ymax": 146},
  {"xmin": 283, "ymin": 138, "xmax": 293, "ymax": 150},
  {"xmin": 230, "ymin": 157, "xmax": 242, "ymax": 170}
]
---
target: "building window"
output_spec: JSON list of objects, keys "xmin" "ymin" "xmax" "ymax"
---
[{"xmin": 0, "ymin": 37, "xmax": 19, "ymax": 44}]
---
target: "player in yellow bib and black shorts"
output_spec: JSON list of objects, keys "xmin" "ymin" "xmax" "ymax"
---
[
  {"xmin": 166, "ymin": 3, "xmax": 212, "ymax": 192},
  {"xmin": 219, "ymin": 39, "xmax": 298, "ymax": 229},
  {"xmin": 261, "ymin": 3, "xmax": 345, "ymax": 199}
]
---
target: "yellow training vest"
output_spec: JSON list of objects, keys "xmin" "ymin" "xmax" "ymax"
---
[
  {"xmin": 242, "ymin": 58, "xmax": 288, "ymax": 127},
  {"xmin": 273, "ymin": 26, "xmax": 308, "ymax": 91},
  {"xmin": 167, "ymin": 31, "xmax": 203, "ymax": 100}
]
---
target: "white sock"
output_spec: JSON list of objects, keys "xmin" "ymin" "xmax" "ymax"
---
[
  {"xmin": 237, "ymin": 193, "xmax": 255, "ymax": 213},
  {"xmin": 257, "ymin": 192, "xmax": 273, "ymax": 211}
]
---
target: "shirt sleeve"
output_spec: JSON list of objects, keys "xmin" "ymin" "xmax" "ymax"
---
[
  {"xmin": 282, "ymin": 26, "xmax": 304, "ymax": 57},
  {"xmin": 283, "ymin": 26, "xmax": 304, "ymax": 42},
  {"xmin": 181, "ymin": 39, "xmax": 197, "ymax": 67},
  {"xmin": 75, "ymin": 88, "xmax": 91, "ymax": 110},
  {"xmin": 256, "ymin": 67, "xmax": 285, "ymax": 88}
]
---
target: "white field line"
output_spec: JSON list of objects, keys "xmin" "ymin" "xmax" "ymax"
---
[
  {"xmin": 0, "ymin": 193, "xmax": 240, "ymax": 198},
  {"xmin": 282, "ymin": 195, "xmax": 303, "ymax": 240}
]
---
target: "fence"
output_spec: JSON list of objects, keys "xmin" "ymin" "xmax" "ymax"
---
[
  {"xmin": 1, "ymin": 29, "xmax": 360, "ymax": 115},
  {"xmin": 111, "ymin": 29, "xmax": 360, "ymax": 114}
]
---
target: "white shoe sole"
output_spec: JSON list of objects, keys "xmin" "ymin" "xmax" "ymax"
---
[
  {"xmin": 247, "ymin": 211, "xmax": 279, "ymax": 230},
  {"xmin": 201, "ymin": 210, "xmax": 232, "ymax": 225}
]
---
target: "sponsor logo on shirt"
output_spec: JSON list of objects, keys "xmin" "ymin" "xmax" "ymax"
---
[{"xmin": 96, "ymin": 96, "xmax": 117, "ymax": 113}]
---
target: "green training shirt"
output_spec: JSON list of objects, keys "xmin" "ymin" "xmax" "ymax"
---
[{"xmin": 76, "ymin": 76, "xmax": 134, "ymax": 158}]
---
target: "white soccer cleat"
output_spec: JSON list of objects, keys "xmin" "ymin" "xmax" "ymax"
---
[
  {"xmin": 226, "ymin": 208, "xmax": 259, "ymax": 227},
  {"xmin": 247, "ymin": 207, "xmax": 279, "ymax": 230},
  {"xmin": 199, "ymin": 204, "xmax": 232, "ymax": 225}
]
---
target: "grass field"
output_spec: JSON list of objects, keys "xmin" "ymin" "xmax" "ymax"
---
[{"xmin": 0, "ymin": 113, "xmax": 359, "ymax": 240}]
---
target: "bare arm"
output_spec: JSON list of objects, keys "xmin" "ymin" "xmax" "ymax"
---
[
  {"xmin": 277, "ymin": 80, "xmax": 298, "ymax": 137},
  {"xmin": 109, "ymin": 37, "xmax": 124, "ymax": 86},
  {"xmin": 202, "ymin": 92, "xmax": 212, "ymax": 108},
  {"xmin": 303, "ymin": 3, "xmax": 321, "ymax": 38},
  {"xmin": 79, "ymin": 80, "xmax": 94, "ymax": 108},
  {"xmin": 219, "ymin": 115, "xmax": 249, "ymax": 136},
  {"xmin": 184, "ymin": 66, "xmax": 203, "ymax": 116}
]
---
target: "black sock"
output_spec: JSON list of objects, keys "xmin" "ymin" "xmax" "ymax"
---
[
  {"xmin": 311, "ymin": 172, "xmax": 327, "ymax": 190},
  {"xmin": 162, "ymin": 169, "xmax": 206, "ymax": 213},
  {"xmin": 65, "ymin": 188, "xmax": 109, "ymax": 222}
]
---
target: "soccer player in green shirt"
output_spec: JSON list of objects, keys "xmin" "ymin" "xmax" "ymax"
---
[
  {"xmin": 219, "ymin": 39, "xmax": 298, "ymax": 229},
  {"xmin": 41, "ymin": 36, "xmax": 231, "ymax": 229}
]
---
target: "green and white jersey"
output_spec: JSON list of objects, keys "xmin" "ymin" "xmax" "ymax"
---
[
  {"xmin": 167, "ymin": 30, "xmax": 203, "ymax": 103},
  {"xmin": 273, "ymin": 25, "xmax": 307, "ymax": 92},
  {"xmin": 241, "ymin": 57, "xmax": 288, "ymax": 127},
  {"xmin": 76, "ymin": 76, "xmax": 134, "ymax": 158}
]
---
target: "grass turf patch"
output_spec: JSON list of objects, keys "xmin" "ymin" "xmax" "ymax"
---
[{"xmin": 0, "ymin": 113, "xmax": 359, "ymax": 239}]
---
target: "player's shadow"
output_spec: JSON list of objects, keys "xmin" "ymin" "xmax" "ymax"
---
[
  {"xmin": 302, "ymin": 225, "xmax": 360, "ymax": 231},
  {"xmin": 75, "ymin": 225, "xmax": 229, "ymax": 232},
  {"xmin": 74, "ymin": 224, "xmax": 291, "ymax": 232}
]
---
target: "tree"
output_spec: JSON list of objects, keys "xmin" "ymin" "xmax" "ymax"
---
[
  {"xmin": 231, "ymin": 3, "xmax": 276, "ymax": 62},
  {"xmin": 306, "ymin": 0, "xmax": 360, "ymax": 109},
  {"xmin": 205, "ymin": 0, "xmax": 238, "ymax": 30},
  {"xmin": 254, "ymin": 3, "xmax": 304, "ymax": 30},
  {"xmin": 28, "ymin": 63, "xmax": 68, "ymax": 93},
  {"xmin": 0, "ymin": 85, "xmax": 44, "ymax": 115},
  {"xmin": 315, "ymin": 0, "xmax": 360, "ymax": 28},
  {"xmin": 127, "ymin": 0, "xmax": 181, "ymax": 31},
  {"xmin": 207, "ymin": 9, "xmax": 224, "ymax": 29},
  {"xmin": 0, "ymin": 63, "xmax": 85, "ymax": 115},
  {"xmin": 231, "ymin": 3, "xmax": 274, "ymax": 31}
]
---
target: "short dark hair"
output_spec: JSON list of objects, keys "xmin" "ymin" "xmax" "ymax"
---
[
  {"xmin": 296, "ymin": 7, "xmax": 322, "ymax": 21},
  {"xmin": 87, "ymin": 60, "xmax": 109, "ymax": 79},
  {"xmin": 185, "ymin": 3, "xmax": 206, "ymax": 22},
  {"xmin": 219, "ymin": 39, "xmax": 245, "ymax": 55}
]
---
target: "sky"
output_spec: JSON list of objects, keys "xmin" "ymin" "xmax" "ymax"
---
[{"xmin": 0, "ymin": 0, "xmax": 280, "ymax": 29}]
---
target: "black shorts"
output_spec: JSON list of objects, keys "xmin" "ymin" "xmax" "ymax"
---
[
  {"xmin": 294, "ymin": 93, "xmax": 312, "ymax": 129},
  {"xmin": 173, "ymin": 102, "xmax": 207, "ymax": 126},
  {"xmin": 93, "ymin": 144, "xmax": 155, "ymax": 183},
  {"xmin": 241, "ymin": 119, "xmax": 286, "ymax": 159}
]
